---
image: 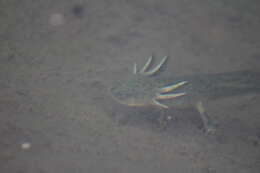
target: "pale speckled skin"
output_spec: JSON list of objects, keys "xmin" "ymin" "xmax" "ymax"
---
[{"xmin": 110, "ymin": 70, "xmax": 260, "ymax": 109}]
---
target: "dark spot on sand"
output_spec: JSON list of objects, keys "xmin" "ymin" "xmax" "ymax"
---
[{"xmin": 72, "ymin": 4, "xmax": 85, "ymax": 18}]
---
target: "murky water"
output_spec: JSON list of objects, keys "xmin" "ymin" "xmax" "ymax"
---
[{"xmin": 1, "ymin": 0, "xmax": 260, "ymax": 172}]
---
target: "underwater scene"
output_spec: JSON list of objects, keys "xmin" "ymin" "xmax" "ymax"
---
[{"xmin": 1, "ymin": 0, "xmax": 260, "ymax": 172}]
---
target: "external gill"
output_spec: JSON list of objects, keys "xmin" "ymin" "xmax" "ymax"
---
[
  {"xmin": 133, "ymin": 56, "xmax": 188, "ymax": 108},
  {"xmin": 153, "ymin": 81, "xmax": 188, "ymax": 108},
  {"xmin": 133, "ymin": 56, "xmax": 168, "ymax": 76}
]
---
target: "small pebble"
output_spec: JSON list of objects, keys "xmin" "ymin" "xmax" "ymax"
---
[
  {"xmin": 167, "ymin": 116, "xmax": 172, "ymax": 120},
  {"xmin": 49, "ymin": 13, "xmax": 65, "ymax": 26},
  {"xmin": 21, "ymin": 142, "xmax": 31, "ymax": 150}
]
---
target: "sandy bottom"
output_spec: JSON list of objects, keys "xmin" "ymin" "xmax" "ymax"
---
[{"xmin": 0, "ymin": 0, "xmax": 260, "ymax": 172}]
